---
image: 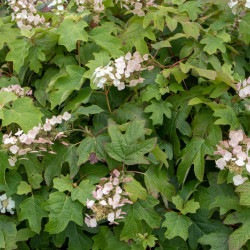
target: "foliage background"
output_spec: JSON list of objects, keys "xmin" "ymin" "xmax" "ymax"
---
[{"xmin": 0, "ymin": 0, "xmax": 250, "ymax": 249}]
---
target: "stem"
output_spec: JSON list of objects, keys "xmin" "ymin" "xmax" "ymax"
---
[
  {"xmin": 77, "ymin": 41, "xmax": 81, "ymax": 66},
  {"xmin": 95, "ymin": 126, "xmax": 108, "ymax": 137},
  {"xmin": 182, "ymin": 79, "xmax": 188, "ymax": 91},
  {"xmin": 104, "ymin": 86, "xmax": 112, "ymax": 113},
  {"xmin": 93, "ymin": 90, "xmax": 105, "ymax": 95},
  {"xmin": 167, "ymin": 58, "xmax": 187, "ymax": 68},
  {"xmin": 126, "ymin": 170, "xmax": 145, "ymax": 175}
]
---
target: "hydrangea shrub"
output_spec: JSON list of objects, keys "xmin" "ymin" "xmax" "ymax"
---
[{"xmin": 0, "ymin": 0, "xmax": 249, "ymax": 249}]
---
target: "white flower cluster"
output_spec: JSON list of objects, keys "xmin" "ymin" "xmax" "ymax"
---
[
  {"xmin": 85, "ymin": 169, "xmax": 133, "ymax": 228},
  {"xmin": 0, "ymin": 84, "xmax": 32, "ymax": 97},
  {"xmin": 0, "ymin": 193, "xmax": 15, "ymax": 214},
  {"xmin": 92, "ymin": 52, "xmax": 153, "ymax": 91},
  {"xmin": 116, "ymin": 0, "xmax": 155, "ymax": 16},
  {"xmin": 75, "ymin": 0, "xmax": 104, "ymax": 13},
  {"xmin": 237, "ymin": 77, "xmax": 250, "ymax": 99},
  {"xmin": 215, "ymin": 130, "xmax": 250, "ymax": 186},
  {"xmin": 228, "ymin": 0, "xmax": 250, "ymax": 14},
  {"xmin": 7, "ymin": 0, "xmax": 49, "ymax": 30},
  {"xmin": 2, "ymin": 112, "xmax": 71, "ymax": 166},
  {"xmin": 75, "ymin": 0, "xmax": 104, "ymax": 23},
  {"xmin": 48, "ymin": 0, "xmax": 66, "ymax": 14}
]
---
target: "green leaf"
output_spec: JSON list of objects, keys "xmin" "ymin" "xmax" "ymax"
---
[
  {"xmin": 0, "ymin": 92, "xmax": 17, "ymax": 106},
  {"xmin": 19, "ymin": 155, "xmax": 43, "ymax": 189},
  {"xmin": 79, "ymin": 163, "xmax": 109, "ymax": 184},
  {"xmin": 212, "ymin": 106, "xmax": 239, "ymax": 130},
  {"xmin": 53, "ymin": 175, "xmax": 73, "ymax": 192},
  {"xmin": 6, "ymin": 39, "xmax": 30, "ymax": 72},
  {"xmin": 143, "ymin": 11, "xmax": 165, "ymax": 31},
  {"xmin": 42, "ymin": 143, "xmax": 78, "ymax": 185},
  {"xmin": 0, "ymin": 216, "xmax": 17, "ymax": 249},
  {"xmin": 0, "ymin": 151, "xmax": 10, "ymax": 185},
  {"xmin": 151, "ymin": 144, "xmax": 169, "ymax": 168},
  {"xmin": 200, "ymin": 35, "xmax": 226, "ymax": 55},
  {"xmin": 42, "ymin": 191, "xmax": 83, "ymax": 234},
  {"xmin": 162, "ymin": 212, "xmax": 192, "ymax": 241},
  {"xmin": 141, "ymin": 85, "xmax": 161, "ymax": 102},
  {"xmin": 49, "ymin": 65, "xmax": 85, "ymax": 109},
  {"xmin": 63, "ymin": 87, "xmax": 92, "ymax": 112},
  {"xmin": 26, "ymin": 46, "xmax": 46, "ymax": 73},
  {"xmin": 172, "ymin": 195, "xmax": 200, "ymax": 215},
  {"xmin": 121, "ymin": 18, "xmax": 156, "ymax": 55},
  {"xmin": 144, "ymin": 101, "xmax": 172, "ymax": 125},
  {"xmin": 76, "ymin": 136, "xmax": 96, "ymax": 165},
  {"xmin": 17, "ymin": 181, "xmax": 31, "ymax": 195},
  {"xmin": 55, "ymin": 222, "xmax": 92, "ymax": 250},
  {"xmin": 134, "ymin": 233, "xmax": 157, "ymax": 249},
  {"xmin": 15, "ymin": 228, "xmax": 36, "ymax": 243},
  {"xmin": 194, "ymin": 173, "xmax": 235, "ymax": 209},
  {"xmin": 152, "ymin": 40, "xmax": 171, "ymax": 50},
  {"xmin": 90, "ymin": 25, "xmax": 123, "ymax": 57},
  {"xmin": 19, "ymin": 196, "xmax": 48, "ymax": 234},
  {"xmin": 198, "ymin": 231, "xmax": 231, "ymax": 250},
  {"xmin": 179, "ymin": 1, "xmax": 202, "ymax": 21},
  {"xmin": 124, "ymin": 177, "xmax": 147, "ymax": 202},
  {"xmin": 71, "ymin": 180, "xmax": 95, "ymax": 206},
  {"xmin": 92, "ymin": 226, "xmax": 112, "ymax": 250},
  {"xmin": 0, "ymin": 23, "xmax": 20, "ymax": 50},
  {"xmin": 57, "ymin": 19, "xmax": 88, "ymax": 51},
  {"xmin": 239, "ymin": 13, "xmax": 250, "ymax": 44},
  {"xmin": 235, "ymin": 182, "xmax": 250, "ymax": 206},
  {"xmin": 188, "ymin": 208, "xmax": 230, "ymax": 249},
  {"xmin": 2, "ymin": 97, "xmax": 43, "ymax": 133},
  {"xmin": 92, "ymin": 226, "xmax": 131, "ymax": 250},
  {"xmin": 144, "ymin": 165, "xmax": 175, "ymax": 201},
  {"xmin": 224, "ymin": 209, "xmax": 250, "ymax": 250},
  {"xmin": 104, "ymin": 120, "xmax": 156, "ymax": 165},
  {"xmin": 209, "ymin": 195, "xmax": 241, "ymax": 215},
  {"xmin": 181, "ymin": 21, "xmax": 200, "ymax": 40},
  {"xmin": 0, "ymin": 172, "xmax": 21, "ymax": 196},
  {"xmin": 75, "ymin": 105, "xmax": 104, "ymax": 116},
  {"xmin": 120, "ymin": 195, "xmax": 161, "ymax": 241},
  {"xmin": 177, "ymin": 137, "xmax": 213, "ymax": 183}
]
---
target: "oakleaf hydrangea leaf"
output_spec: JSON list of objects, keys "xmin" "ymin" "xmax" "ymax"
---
[
  {"xmin": 200, "ymin": 35, "xmax": 226, "ymax": 55},
  {"xmin": 2, "ymin": 97, "xmax": 43, "ymax": 133},
  {"xmin": 144, "ymin": 101, "xmax": 172, "ymax": 125},
  {"xmin": 71, "ymin": 180, "xmax": 95, "ymax": 206},
  {"xmin": 53, "ymin": 175, "xmax": 73, "ymax": 192},
  {"xmin": 120, "ymin": 195, "xmax": 161, "ymax": 241},
  {"xmin": 57, "ymin": 19, "xmax": 88, "ymax": 52},
  {"xmin": 19, "ymin": 196, "xmax": 48, "ymax": 234},
  {"xmin": 124, "ymin": 177, "xmax": 147, "ymax": 202},
  {"xmin": 104, "ymin": 119, "xmax": 157, "ymax": 165},
  {"xmin": 162, "ymin": 212, "xmax": 192, "ymax": 241},
  {"xmin": 0, "ymin": 216, "xmax": 17, "ymax": 249},
  {"xmin": 42, "ymin": 192, "xmax": 83, "ymax": 234}
]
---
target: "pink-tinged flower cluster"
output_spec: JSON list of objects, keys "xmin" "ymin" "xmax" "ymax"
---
[
  {"xmin": 7, "ymin": 0, "xmax": 49, "ymax": 30},
  {"xmin": 48, "ymin": 0, "xmax": 66, "ymax": 14},
  {"xmin": 2, "ymin": 112, "xmax": 71, "ymax": 166},
  {"xmin": 0, "ymin": 84, "xmax": 32, "ymax": 97},
  {"xmin": 75, "ymin": 0, "xmax": 105, "ymax": 23},
  {"xmin": 92, "ymin": 52, "xmax": 154, "ymax": 91},
  {"xmin": 76, "ymin": 0, "xmax": 104, "ymax": 13},
  {"xmin": 214, "ymin": 130, "xmax": 250, "ymax": 186},
  {"xmin": 85, "ymin": 169, "xmax": 133, "ymax": 228},
  {"xmin": 228, "ymin": 0, "xmax": 250, "ymax": 14},
  {"xmin": 116, "ymin": 0, "xmax": 155, "ymax": 16},
  {"xmin": 237, "ymin": 77, "xmax": 250, "ymax": 99}
]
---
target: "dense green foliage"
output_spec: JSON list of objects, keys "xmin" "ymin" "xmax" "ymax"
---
[{"xmin": 0, "ymin": 0, "xmax": 250, "ymax": 249}]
